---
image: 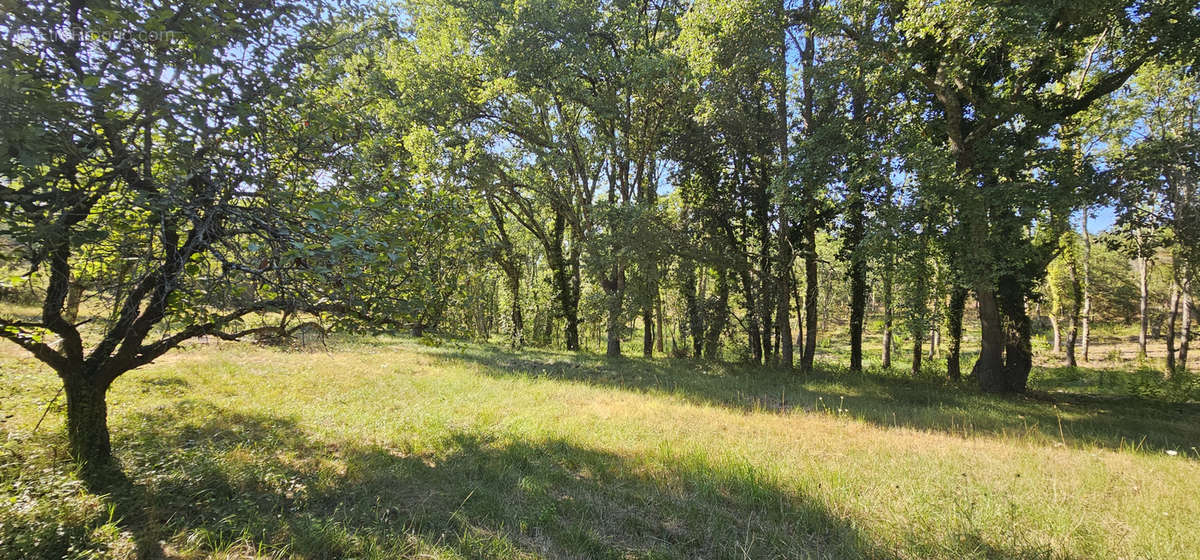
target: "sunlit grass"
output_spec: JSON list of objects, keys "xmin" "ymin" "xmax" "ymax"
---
[{"xmin": 2, "ymin": 336, "xmax": 1198, "ymax": 559}]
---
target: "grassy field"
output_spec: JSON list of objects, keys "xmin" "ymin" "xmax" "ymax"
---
[{"xmin": 2, "ymin": 335, "xmax": 1198, "ymax": 559}]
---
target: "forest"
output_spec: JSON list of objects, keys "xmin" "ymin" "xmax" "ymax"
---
[{"xmin": 2, "ymin": 0, "xmax": 1200, "ymax": 558}]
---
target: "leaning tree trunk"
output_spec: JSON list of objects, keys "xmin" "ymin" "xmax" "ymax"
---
[
  {"xmin": 946, "ymin": 286, "xmax": 966, "ymax": 381},
  {"xmin": 63, "ymin": 375, "xmax": 113, "ymax": 471}
]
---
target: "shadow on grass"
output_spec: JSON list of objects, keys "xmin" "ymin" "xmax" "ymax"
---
[
  {"xmin": 428, "ymin": 343, "xmax": 1200, "ymax": 457},
  {"xmin": 95, "ymin": 401, "xmax": 865, "ymax": 558},
  {"xmin": 81, "ymin": 401, "xmax": 1080, "ymax": 560}
]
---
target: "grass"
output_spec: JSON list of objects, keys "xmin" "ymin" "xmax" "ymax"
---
[{"xmin": 2, "ymin": 335, "xmax": 1199, "ymax": 559}]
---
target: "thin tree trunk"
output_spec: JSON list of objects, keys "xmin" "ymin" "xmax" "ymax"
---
[
  {"xmin": 655, "ymin": 292, "xmax": 665, "ymax": 354},
  {"xmin": 1081, "ymin": 209, "xmax": 1092, "ymax": 362},
  {"xmin": 507, "ymin": 273, "xmax": 524, "ymax": 348},
  {"xmin": 792, "ymin": 267, "xmax": 804, "ymax": 358},
  {"xmin": 882, "ymin": 263, "xmax": 894, "ymax": 369},
  {"xmin": 1166, "ymin": 282, "xmax": 1180, "ymax": 377},
  {"xmin": 775, "ymin": 18, "xmax": 793, "ymax": 370},
  {"xmin": 1138, "ymin": 254, "xmax": 1149, "ymax": 358},
  {"xmin": 1180, "ymin": 289, "xmax": 1191, "ymax": 372},
  {"xmin": 777, "ymin": 217, "xmax": 794, "ymax": 369},
  {"xmin": 802, "ymin": 225, "xmax": 818, "ymax": 372},
  {"xmin": 642, "ymin": 304, "xmax": 653, "ymax": 358},
  {"xmin": 1066, "ymin": 244, "xmax": 1082, "ymax": 368},
  {"xmin": 1051, "ymin": 314, "xmax": 1061, "ymax": 353},
  {"xmin": 911, "ymin": 333, "xmax": 923, "ymax": 376}
]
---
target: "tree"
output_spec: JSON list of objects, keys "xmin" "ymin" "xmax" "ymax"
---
[
  {"xmin": 0, "ymin": 0, "xmax": 326, "ymax": 469},
  {"xmin": 805, "ymin": 0, "xmax": 1199, "ymax": 392}
]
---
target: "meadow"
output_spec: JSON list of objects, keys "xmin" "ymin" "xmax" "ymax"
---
[{"xmin": 2, "ymin": 333, "xmax": 1198, "ymax": 559}]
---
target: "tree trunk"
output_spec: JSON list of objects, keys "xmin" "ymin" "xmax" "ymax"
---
[
  {"xmin": 547, "ymin": 219, "xmax": 581, "ymax": 351},
  {"xmin": 848, "ymin": 250, "xmax": 866, "ymax": 374},
  {"xmin": 1081, "ymin": 209, "xmax": 1092, "ymax": 362},
  {"xmin": 775, "ymin": 21, "xmax": 793, "ymax": 371},
  {"xmin": 802, "ymin": 225, "xmax": 818, "ymax": 372},
  {"xmin": 999, "ymin": 281, "xmax": 1033, "ymax": 392},
  {"xmin": 973, "ymin": 288, "xmax": 1008, "ymax": 392},
  {"xmin": 704, "ymin": 268, "xmax": 729, "ymax": 360},
  {"xmin": 946, "ymin": 286, "xmax": 966, "ymax": 381},
  {"xmin": 642, "ymin": 304, "xmax": 653, "ymax": 358},
  {"xmin": 1065, "ymin": 320, "xmax": 1078, "ymax": 367},
  {"xmin": 1138, "ymin": 254, "xmax": 1149, "ymax": 358},
  {"xmin": 911, "ymin": 333, "xmax": 923, "ymax": 376},
  {"xmin": 655, "ymin": 293, "xmax": 665, "ymax": 354},
  {"xmin": 1050, "ymin": 314, "xmax": 1061, "ymax": 354},
  {"xmin": 882, "ymin": 263, "xmax": 894, "ymax": 369},
  {"xmin": 1066, "ymin": 245, "xmax": 1082, "ymax": 368},
  {"xmin": 505, "ymin": 272, "xmax": 524, "ymax": 349},
  {"xmin": 64, "ymin": 376, "xmax": 113, "ymax": 471},
  {"xmin": 928, "ymin": 324, "xmax": 939, "ymax": 360},
  {"xmin": 606, "ymin": 273, "xmax": 622, "ymax": 358},
  {"xmin": 792, "ymin": 267, "xmax": 804, "ymax": 358},
  {"xmin": 65, "ymin": 280, "xmax": 84, "ymax": 324},
  {"xmin": 777, "ymin": 216, "xmax": 794, "ymax": 369},
  {"xmin": 1180, "ymin": 290, "xmax": 1191, "ymax": 372},
  {"xmin": 1166, "ymin": 282, "xmax": 1179, "ymax": 376}
]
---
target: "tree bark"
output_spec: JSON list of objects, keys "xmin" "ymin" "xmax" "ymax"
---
[
  {"xmin": 605, "ymin": 269, "xmax": 623, "ymax": 358},
  {"xmin": 1180, "ymin": 290, "xmax": 1191, "ymax": 372},
  {"xmin": 655, "ymin": 292, "xmax": 665, "ymax": 354},
  {"xmin": 546, "ymin": 216, "xmax": 581, "ymax": 351},
  {"xmin": 973, "ymin": 287, "xmax": 1008, "ymax": 392},
  {"xmin": 704, "ymin": 268, "xmax": 729, "ymax": 360},
  {"xmin": 848, "ymin": 242, "xmax": 866, "ymax": 374},
  {"xmin": 65, "ymin": 280, "xmax": 84, "ymax": 324},
  {"xmin": 1166, "ymin": 282, "xmax": 1179, "ymax": 376},
  {"xmin": 642, "ymin": 304, "xmax": 653, "ymax": 358},
  {"xmin": 1050, "ymin": 314, "xmax": 1061, "ymax": 354},
  {"xmin": 1081, "ymin": 209, "xmax": 1092, "ymax": 362},
  {"xmin": 882, "ymin": 261, "xmax": 894, "ymax": 369},
  {"xmin": 64, "ymin": 375, "xmax": 113, "ymax": 471},
  {"xmin": 802, "ymin": 225, "xmax": 818, "ymax": 372},
  {"xmin": 999, "ymin": 278, "xmax": 1033, "ymax": 391},
  {"xmin": 507, "ymin": 273, "xmax": 524, "ymax": 348},
  {"xmin": 911, "ymin": 332, "xmax": 923, "ymax": 376},
  {"xmin": 775, "ymin": 18, "xmax": 793, "ymax": 370},
  {"xmin": 946, "ymin": 286, "xmax": 966, "ymax": 381},
  {"xmin": 683, "ymin": 263, "xmax": 703, "ymax": 358},
  {"xmin": 1066, "ymin": 243, "xmax": 1082, "ymax": 368},
  {"xmin": 777, "ymin": 216, "xmax": 794, "ymax": 369},
  {"xmin": 1138, "ymin": 254, "xmax": 1149, "ymax": 358}
]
